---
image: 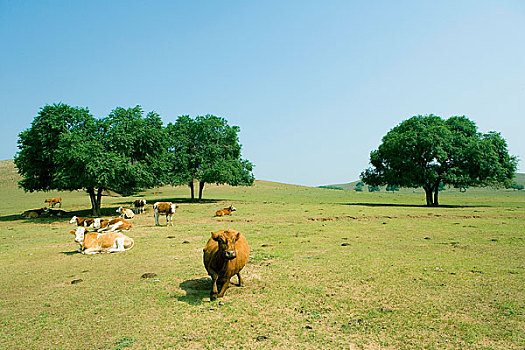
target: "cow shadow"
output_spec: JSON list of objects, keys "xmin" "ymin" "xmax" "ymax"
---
[
  {"xmin": 175, "ymin": 277, "xmax": 211, "ymax": 305},
  {"xmin": 59, "ymin": 250, "xmax": 80, "ymax": 255}
]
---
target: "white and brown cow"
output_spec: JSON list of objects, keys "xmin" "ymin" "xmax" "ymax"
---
[
  {"xmin": 93, "ymin": 218, "xmax": 132, "ymax": 232},
  {"xmin": 133, "ymin": 199, "xmax": 147, "ymax": 214},
  {"xmin": 214, "ymin": 205, "xmax": 237, "ymax": 217},
  {"xmin": 69, "ymin": 216, "xmax": 96, "ymax": 228},
  {"xmin": 70, "ymin": 226, "xmax": 134, "ymax": 254},
  {"xmin": 44, "ymin": 197, "xmax": 62, "ymax": 208},
  {"xmin": 153, "ymin": 202, "xmax": 178, "ymax": 226},
  {"xmin": 116, "ymin": 206, "xmax": 135, "ymax": 219}
]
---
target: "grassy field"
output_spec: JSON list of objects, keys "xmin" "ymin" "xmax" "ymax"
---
[{"xmin": 0, "ymin": 159, "xmax": 524, "ymax": 349}]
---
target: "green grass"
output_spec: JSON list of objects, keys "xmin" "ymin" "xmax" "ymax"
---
[{"xmin": 1, "ymin": 160, "xmax": 524, "ymax": 349}]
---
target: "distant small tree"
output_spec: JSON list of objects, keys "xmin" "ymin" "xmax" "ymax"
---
[
  {"xmin": 15, "ymin": 104, "xmax": 167, "ymax": 216},
  {"xmin": 386, "ymin": 184, "xmax": 399, "ymax": 193},
  {"xmin": 354, "ymin": 181, "xmax": 364, "ymax": 192},
  {"xmin": 507, "ymin": 182, "xmax": 524, "ymax": 191},
  {"xmin": 361, "ymin": 115, "xmax": 517, "ymax": 206},
  {"xmin": 166, "ymin": 115, "xmax": 254, "ymax": 200},
  {"xmin": 368, "ymin": 185, "xmax": 380, "ymax": 192}
]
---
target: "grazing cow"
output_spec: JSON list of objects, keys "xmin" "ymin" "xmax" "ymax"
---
[
  {"xmin": 44, "ymin": 197, "xmax": 62, "ymax": 208},
  {"xmin": 93, "ymin": 218, "xmax": 132, "ymax": 232},
  {"xmin": 203, "ymin": 229, "xmax": 250, "ymax": 300},
  {"xmin": 48, "ymin": 209, "xmax": 67, "ymax": 216},
  {"xmin": 70, "ymin": 227, "xmax": 134, "ymax": 255},
  {"xmin": 153, "ymin": 202, "xmax": 178, "ymax": 226},
  {"xmin": 214, "ymin": 205, "xmax": 237, "ymax": 217},
  {"xmin": 116, "ymin": 206, "xmax": 135, "ymax": 219},
  {"xmin": 69, "ymin": 216, "xmax": 96, "ymax": 228},
  {"xmin": 22, "ymin": 207, "xmax": 49, "ymax": 218},
  {"xmin": 133, "ymin": 199, "xmax": 147, "ymax": 214}
]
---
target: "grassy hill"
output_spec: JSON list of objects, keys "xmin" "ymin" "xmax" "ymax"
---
[
  {"xmin": 1, "ymin": 159, "xmax": 524, "ymax": 349},
  {"xmin": 320, "ymin": 173, "xmax": 525, "ymax": 192}
]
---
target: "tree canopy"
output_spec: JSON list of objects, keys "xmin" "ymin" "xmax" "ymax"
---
[
  {"xmin": 15, "ymin": 104, "xmax": 168, "ymax": 215},
  {"xmin": 166, "ymin": 115, "xmax": 254, "ymax": 199},
  {"xmin": 361, "ymin": 115, "xmax": 517, "ymax": 206}
]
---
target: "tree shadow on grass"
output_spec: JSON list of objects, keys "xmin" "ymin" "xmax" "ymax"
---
[
  {"xmin": 174, "ymin": 277, "xmax": 211, "ymax": 305},
  {"xmin": 0, "ymin": 208, "xmax": 121, "ymax": 223},
  {"xmin": 113, "ymin": 197, "xmax": 224, "ymax": 206},
  {"xmin": 340, "ymin": 202, "xmax": 491, "ymax": 209}
]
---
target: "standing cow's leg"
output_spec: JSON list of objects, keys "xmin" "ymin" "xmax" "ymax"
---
[
  {"xmin": 237, "ymin": 273, "xmax": 244, "ymax": 287},
  {"xmin": 210, "ymin": 272, "xmax": 219, "ymax": 301},
  {"xmin": 154, "ymin": 212, "xmax": 159, "ymax": 226},
  {"xmin": 217, "ymin": 276, "xmax": 231, "ymax": 298}
]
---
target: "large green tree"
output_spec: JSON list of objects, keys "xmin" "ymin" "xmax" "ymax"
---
[
  {"xmin": 361, "ymin": 115, "xmax": 517, "ymax": 206},
  {"xmin": 15, "ymin": 104, "xmax": 168, "ymax": 216},
  {"xmin": 166, "ymin": 114, "xmax": 254, "ymax": 200}
]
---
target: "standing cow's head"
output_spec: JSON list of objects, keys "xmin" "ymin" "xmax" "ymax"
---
[
  {"xmin": 69, "ymin": 216, "xmax": 78, "ymax": 224},
  {"xmin": 211, "ymin": 229, "xmax": 240, "ymax": 260},
  {"xmin": 70, "ymin": 227, "xmax": 87, "ymax": 245}
]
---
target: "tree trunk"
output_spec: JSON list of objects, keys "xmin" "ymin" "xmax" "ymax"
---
[
  {"xmin": 96, "ymin": 188, "xmax": 103, "ymax": 216},
  {"xmin": 424, "ymin": 186, "xmax": 434, "ymax": 206},
  {"xmin": 198, "ymin": 181, "xmax": 205, "ymax": 200},
  {"xmin": 189, "ymin": 181, "xmax": 195, "ymax": 200},
  {"xmin": 433, "ymin": 185, "xmax": 439, "ymax": 207},
  {"xmin": 87, "ymin": 188, "xmax": 102, "ymax": 216}
]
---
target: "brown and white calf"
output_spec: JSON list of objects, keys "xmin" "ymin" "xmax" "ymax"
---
[
  {"xmin": 44, "ymin": 197, "xmax": 62, "ymax": 208},
  {"xmin": 133, "ymin": 199, "xmax": 147, "ymax": 214},
  {"xmin": 153, "ymin": 202, "xmax": 178, "ymax": 226},
  {"xmin": 214, "ymin": 205, "xmax": 237, "ymax": 217},
  {"xmin": 69, "ymin": 216, "xmax": 96, "ymax": 228},
  {"xmin": 93, "ymin": 218, "xmax": 132, "ymax": 232},
  {"xmin": 203, "ymin": 229, "xmax": 250, "ymax": 300},
  {"xmin": 116, "ymin": 207, "xmax": 135, "ymax": 219},
  {"xmin": 22, "ymin": 207, "xmax": 49, "ymax": 218},
  {"xmin": 70, "ymin": 227, "xmax": 134, "ymax": 255}
]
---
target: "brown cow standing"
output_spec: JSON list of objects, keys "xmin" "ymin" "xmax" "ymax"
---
[
  {"xmin": 203, "ymin": 229, "xmax": 249, "ymax": 300},
  {"xmin": 214, "ymin": 205, "xmax": 237, "ymax": 217},
  {"xmin": 44, "ymin": 197, "xmax": 62, "ymax": 208}
]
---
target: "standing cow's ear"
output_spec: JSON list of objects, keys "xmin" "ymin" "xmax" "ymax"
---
[
  {"xmin": 235, "ymin": 231, "xmax": 241, "ymax": 241},
  {"xmin": 211, "ymin": 231, "xmax": 220, "ymax": 241},
  {"xmin": 70, "ymin": 230, "xmax": 76, "ymax": 235}
]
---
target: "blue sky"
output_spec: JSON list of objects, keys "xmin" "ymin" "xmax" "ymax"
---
[{"xmin": 1, "ymin": 0, "xmax": 524, "ymax": 186}]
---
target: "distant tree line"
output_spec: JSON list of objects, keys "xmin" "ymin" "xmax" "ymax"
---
[{"xmin": 15, "ymin": 104, "xmax": 254, "ymax": 216}]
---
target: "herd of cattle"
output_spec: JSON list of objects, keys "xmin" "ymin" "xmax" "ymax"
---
[{"xmin": 22, "ymin": 198, "xmax": 247, "ymax": 299}]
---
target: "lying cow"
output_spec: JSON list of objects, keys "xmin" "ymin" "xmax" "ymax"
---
[
  {"xmin": 93, "ymin": 218, "xmax": 132, "ymax": 232},
  {"xmin": 69, "ymin": 216, "xmax": 95, "ymax": 228},
  {"xmin": 116, "ymin": 206, "xmax": 135, "ymax": 219},
  {"xmin": 70, "ymin": 226, "xmax": 134, "ymax": 255},
  {"xmin": 214, "ymin": 205, "xmax": 237, "ymax": 217},
  {"xmin": 22, "ymin": 207, "xmax": 49, "ymax": 218},
  {"xmin": 48, "ymin": 209, "xmax": 67, "ymax": 217},
  {"xmin": 133, "ymin": 199, "xmax": 146, "ymax": 214},
  {"xmin": 153, "ymin": 202, "xmax": 178, "ymax": 226},
  {"xmin": 44, "ymin": 197, "xmax": 62, "ymax": 208},
  {"xmin": 203, "ymin": 229, "xmax": 250, "ymax": 300}
]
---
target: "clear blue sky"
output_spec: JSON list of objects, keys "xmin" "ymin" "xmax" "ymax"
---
[{"xmin": 1, "ymin": 1, "xmax": 524, "ymax": 186}]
